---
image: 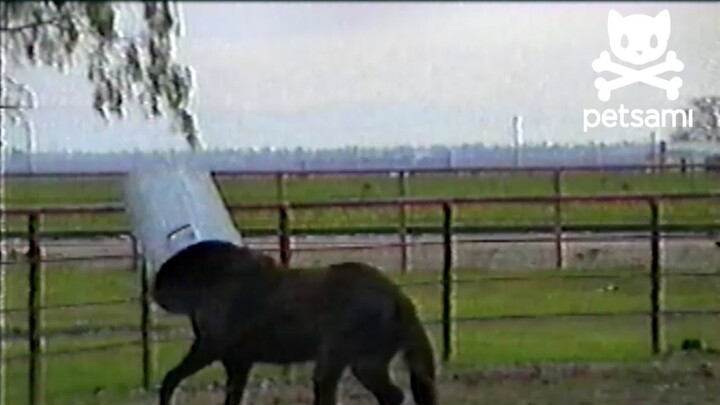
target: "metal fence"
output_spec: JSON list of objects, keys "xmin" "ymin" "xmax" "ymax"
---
[
  {"xmin": 1, "ymin": 177, "xmax": 720, "ymax": 403},
  {"xmin": 5, "ymin": 162, "xmax": 719, "ymax": 273}
]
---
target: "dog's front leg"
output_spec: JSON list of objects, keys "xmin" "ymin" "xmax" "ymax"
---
[{"xmin": 159, "ymin": 339, "xmax": 216, "ymax": 405}]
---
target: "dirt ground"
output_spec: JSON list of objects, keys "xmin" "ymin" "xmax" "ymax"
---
[{"xmin": 140, "ymin": 352, "xmax": 720, "ymax": 404}]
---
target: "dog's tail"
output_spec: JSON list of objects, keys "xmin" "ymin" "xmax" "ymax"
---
[{"xmin": 403, "ymin": 317, "xmax": 438, "ymax": 405}]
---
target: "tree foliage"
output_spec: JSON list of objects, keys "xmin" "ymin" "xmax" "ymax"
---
[
  {"xmin": 1, "ymin": 1, "xmax": 201, "ymax": 149},
  {"xmin": 671, "ymin": 96, "xmax": 720, "ymax": 144}
]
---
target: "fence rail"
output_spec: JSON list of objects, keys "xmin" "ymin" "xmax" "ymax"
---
[
  {"xmin": 1, "ymin": 191, "xmax": 720, "ymax": 404},
  {"xmin": 5, "ymin": 164, "xmax": 719, "ymax": 274},
  {"xmin": 5, "ymin": 192, "xmax": 720, "ymax": 216},
  {"xmin": 3, "ymin": 161, "xmax": 717, "ymax": 179},
  {"xmin": 4, "ymin": 190, "xmax": 720, "ymax": 274}
]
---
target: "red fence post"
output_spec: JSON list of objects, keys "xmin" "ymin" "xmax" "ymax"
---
[
  {"xmin": 276, "ymin": 172, "xmax": 287, "ymax": 203},
  {"xmin": 0, "ymin": 210, "xmax": 5, "ymax": 405},
  {"xmin": 27, "ymin": 213, "xmax": 45, "ymax": 405},
  {"xmin": 398, "ymin": 171, "xmax": 411, "ymax": 273},
  {"xmin": 279, "ymin": 203, "xmax": 292, "ymax": 268},
  {"xmin": 649, "ymin": 198, "xmax": 666, "ymax": 355},
  {"xmin": 278, "ymin": 203, "xmax": 294, "ymax": 382},
  {"xmin": 140, "ymin": 256, "xmax": 154, "ymax": 391},
  {"xmin": 130, "ymin": 235, "xmax": 139, "ymax": 273},
  {"xmin": 135, "ymin": 240, "xmax": 157, "ymax": 392},
  {"xmin": 553, "ymin": 169, "xmax": 565, "ymax": 269},
  {"xmin": 441, "ymin": 202, "xmax": 455, "ymax": 363}
]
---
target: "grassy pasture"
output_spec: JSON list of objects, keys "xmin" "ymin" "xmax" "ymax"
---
[
  {"xmin": 3, "ymin": 170, "xmax": 719, "ymax": 403},
  {"xmin": 3, "ymin": 265, "xmax": 720, "ymax": 404},
  {"xmin": 4, "ymin": 171, "xmax": 720, "ymax": 233}
]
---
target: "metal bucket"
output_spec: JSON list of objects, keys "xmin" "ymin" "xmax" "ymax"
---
[{"xmin": 123, "ymin": 163, "xmax": 243, "ymax": 276}]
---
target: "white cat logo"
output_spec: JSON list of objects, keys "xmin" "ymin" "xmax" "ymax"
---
[{"xmin": 593, "ymin": 10, "xmax": 683, "ymax": 101}]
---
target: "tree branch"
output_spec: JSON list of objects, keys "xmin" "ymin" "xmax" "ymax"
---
[
  {"xmin": 0, "ymin": 16, "xmax": 64, "ymax": 33},
  {"xmin": 0, "ymin": 104, "xmax": 27, "ymax": 110}
]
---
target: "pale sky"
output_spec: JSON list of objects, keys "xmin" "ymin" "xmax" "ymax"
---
[{"xmin": 5, "ymin": 2, "xmax": 720, "ymax": 152}]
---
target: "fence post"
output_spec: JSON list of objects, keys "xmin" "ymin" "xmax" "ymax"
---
[
  {"xmin": 649, "ymin": 198, "xmax": 666, "ymax": 355},
  {"xmin": 140, "ymin": 257, "xmax": 154, "ymax": 391},
  {"xmin": 552, "ymin": 169, "xmax": 565, "ymax": 269},
  {"xmin": 659, "ymin": 141, "xmax": 667, "ymax": 173},
  {"xmin": 278, "ymin": 203, "xmax": 295, "ymax": 383},
  {"xmin": 398, "ymin": 171, "xmax": 411, "ymax": 273},
  {"xmin": 130, "ymin": 235, "xmax": 139, "ymax": 273},
  {"xmin": 275, "ymin": 172, "xmax": 287, "ymax": 203},
  {"xmin": 27, "ymin": 213, "xmax": 44, "ymax": 405},
  {"xmin": 0, "ymin": 213, "xmax": 6, "ymax": 405},
  {"xmin": 441, "ymin": 202, "xmax": 455, "ymax": 363},
  {"xmin": 279, "ymin": 203, "xmax": 292, "ymax": 268}
]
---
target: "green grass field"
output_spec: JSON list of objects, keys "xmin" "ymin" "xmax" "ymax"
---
[
  {"xmin": 5, "ymin": 171, "xmax": 720, "ymax": 233},
  {"xmin": 4, "ymin": 265, "xmax": 720, "ymax": 404}
]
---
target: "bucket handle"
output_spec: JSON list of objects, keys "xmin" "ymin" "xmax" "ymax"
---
[{"xmin": 167, "ymin": 224, "xmax": 195, "ymax": 242}]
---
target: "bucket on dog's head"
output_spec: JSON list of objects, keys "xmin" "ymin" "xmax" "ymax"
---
[{"xmin": 123, "ymin": 163, "xmax": 244, "ymax": 284}]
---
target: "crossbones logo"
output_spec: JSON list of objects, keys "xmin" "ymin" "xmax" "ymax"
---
[{"xmin": 593, "ymin": 10, "xmax": 683, "ymax": 101}]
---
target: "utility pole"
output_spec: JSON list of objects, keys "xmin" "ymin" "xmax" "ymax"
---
[{"xmin": 513, "ymin": 115, "xmax": 524, "ymax": 168}]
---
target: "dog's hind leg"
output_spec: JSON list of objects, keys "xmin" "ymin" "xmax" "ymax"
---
[
  {"xmin": 351, "ymin": 360, "xmax": 404, "ymax": 405},
  {"xmin": 159, "ymin": 340, "xmax": 216, "ymax": 405},
  {"xmin": 222, "ymin": 359, "xmax": 252, "ymax": 405},
  {"xmin": 313, "ymin": 347, "xmax": 348, "ymax": 405}
]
